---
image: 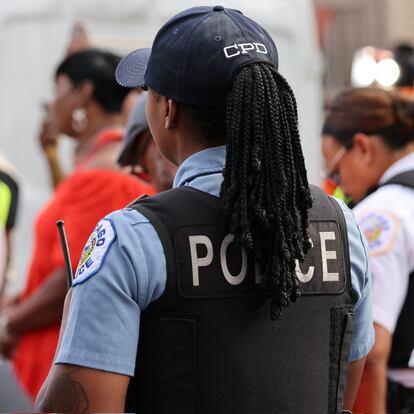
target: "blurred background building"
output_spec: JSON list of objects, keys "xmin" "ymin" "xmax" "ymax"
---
[
  {"xmin": 1, "ymin": 0, "xmax": 414, "ymax": 290},
  {"xmin": 315, "ymin": 0, "xmax": 414, "ymax": 95}
]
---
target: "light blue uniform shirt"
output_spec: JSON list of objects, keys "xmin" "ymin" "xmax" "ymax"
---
[{"xmin": 56, "ymin": 146, "xmax": 374, "ymax": 375}]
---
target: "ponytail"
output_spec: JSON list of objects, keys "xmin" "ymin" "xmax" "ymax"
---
[{"xmin": 221, "ymin": 63, "xmax": 312, "ymax": 319}]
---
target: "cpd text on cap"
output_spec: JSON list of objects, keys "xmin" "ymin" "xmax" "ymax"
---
[{"xmin": 223, "ymin": 42, "xmax": 268, "ymax": 59}]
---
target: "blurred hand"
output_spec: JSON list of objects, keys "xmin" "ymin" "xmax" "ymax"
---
[
  {"xmin": 66, "ymin": 22, "xmax": 90, "ymax": 56},
  {"xmin": 0, "ymin": 332, "xmax": 17, "ymax": 360},
  {"xmin": 0, "ymin": 294, "xmax": 19, "ymax": 311},
  {"xmin": 0, "ymin": 308, "xmax": 18, "ymax": 360},
  {"xmin": 38, "ymin": 103, "xmax": 59, "ymax": 151}
]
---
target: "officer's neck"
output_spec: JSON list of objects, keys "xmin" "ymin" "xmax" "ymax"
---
[{"xmin": 169, "ymin": 117, "xmax": 224, "ymax": 166}]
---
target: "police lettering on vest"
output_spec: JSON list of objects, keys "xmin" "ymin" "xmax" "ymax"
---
[{"xmin": 183, "ymin": 221, "xmax": 345, "ymax": 297}]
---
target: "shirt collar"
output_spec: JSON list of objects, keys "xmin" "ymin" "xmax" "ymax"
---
[
  {"xmin": 173, "ymin": 145, "xmax": 226, "ymax": 188},
  {"xmin": 379, "ymin": 151, "xmax": 414, "ymax": 184}
]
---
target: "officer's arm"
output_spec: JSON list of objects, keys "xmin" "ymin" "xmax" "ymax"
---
[
  {"xmin": 342, "ymin": 355, "xmax": 366, "ymax": 410},
  {"xmin": 36, "ymin": 289, "xmax": 73, "ymax": 407},
  {"xmin": 352, "ymin": 323, "xmax": 392, "ymax": 413},
  {"xmin": 38, "ymin": 364, "xmax": 130, "ymax": 413},
  {"xmin": 37, "ymin": 290, "xmax": 131, "ymax": 413}
]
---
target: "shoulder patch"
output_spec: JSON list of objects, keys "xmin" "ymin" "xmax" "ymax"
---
[
  {"xmin": 357, "ymin": 209, "xmax": 400, "ymax": 255},
  {"xmin": 72, "ymin": 219, "xmax": 116, "ymax": 286}
]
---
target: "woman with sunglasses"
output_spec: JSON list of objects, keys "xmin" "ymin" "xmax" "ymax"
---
[{"xmin": 322, "ymin": 87, "xmax": 414, "ymax": 413}]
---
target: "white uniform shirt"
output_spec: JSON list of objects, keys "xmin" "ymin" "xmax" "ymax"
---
[{"xmin": 353, "ymin": 151, "xmax": 414, "ymax": 387}]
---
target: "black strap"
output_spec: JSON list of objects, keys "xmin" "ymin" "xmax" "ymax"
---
[
  {"xmin": 128, "ymin": 200, "xmax": 177, "ymax": 315},
  {"xmin": 327, "ymin": 195, "xmax": 356, "ymax": 413},
  {"xmin": 328, "ymin": 195, "xmax": 357, "ymax": 303},
  {"xmin": 127, "ymin": 193, "xmax": 149, "ymax": 208},
  {"xmin": 362, "ymin": 169, "xmax": 414, "ymax": 201},
  {"xmin": 387, "ymin": 378, "xmax": 414, "ymax": 412},
  {"xmin": 328, "ymin": 308, "xmax": 355, "ymax": 414},
  {"xmin": 336, "ymin": 312, "xmax": 355, "ymax": 413},
  {"xmin": 381, "ymin": 170, "xmax": 414, "ymax": 190}
]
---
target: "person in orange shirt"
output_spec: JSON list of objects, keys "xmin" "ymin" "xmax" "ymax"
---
[{"xmin": 0, "ymin": 48, "xmax": 155, "ymax": 400}]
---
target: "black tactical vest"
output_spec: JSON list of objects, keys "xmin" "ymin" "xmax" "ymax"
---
[
  {"xmin": 376, "ymin": 171, "xmax": 414, "ymax": 369},
  {"xmin": 125, "ymin": 185, "xmax": 355, "ymax": 414}
]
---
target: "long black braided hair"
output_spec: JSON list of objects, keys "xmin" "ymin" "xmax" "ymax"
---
[{"xmin": 183, "ymin": 62, "xmax": 313, "ymax": 319}]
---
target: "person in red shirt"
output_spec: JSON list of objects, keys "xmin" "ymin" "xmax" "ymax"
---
[{"xmin": 0, "ymin": 48, "xmax": 154, "ymax": 400}]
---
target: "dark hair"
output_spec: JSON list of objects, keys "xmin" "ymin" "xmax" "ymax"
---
[
  {"xmin": 183, "ymin": 62, "xmax": 313, "ymax": 319},
  {"xmin": 55, "ymin": 48, "xmax": 130, "ymax": 113},
  {"xmin": 323, "ymin": 87, "xmax": 414, "ymax": 149}
]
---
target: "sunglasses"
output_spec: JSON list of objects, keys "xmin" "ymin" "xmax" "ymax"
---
[{"xmin": 321, "ymin": 146, "xmax": 348, "ymax": 185}]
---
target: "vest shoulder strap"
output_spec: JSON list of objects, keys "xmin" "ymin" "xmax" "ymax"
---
[{"xmin": 381, "ymin": 170, "xmax": 414, "ymax": 190}]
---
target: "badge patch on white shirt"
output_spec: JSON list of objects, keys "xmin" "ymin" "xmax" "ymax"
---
[
  {"xmin": 357, "ymin": 210, "xmax": 400, "ymax": 255},
  {"xmin": 72, "ymin": 219, "xmax": 116, "ymax": 286}
]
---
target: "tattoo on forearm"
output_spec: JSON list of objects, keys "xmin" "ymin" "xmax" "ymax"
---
[{"xmin": 45, "ymin": 369, "xmax": 89, "ymax": 413}]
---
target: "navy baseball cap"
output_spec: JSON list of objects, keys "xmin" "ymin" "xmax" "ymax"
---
[{"xmin": 116, "ymin": 6, "xmax": 278, "ymax": 105}]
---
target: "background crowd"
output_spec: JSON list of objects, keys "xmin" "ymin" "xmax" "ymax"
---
[{"xmin": 0, "ymin": 1, "xmax": 414, "ymax": 412}]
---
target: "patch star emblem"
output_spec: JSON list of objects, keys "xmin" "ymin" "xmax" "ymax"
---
[
  {"xmin": 357, "ymin": 210, "xmax": 400, "ymax": 255},
  {"xmin": 73, "ymin": 219, "xmax": 116, "ymax": 286}
]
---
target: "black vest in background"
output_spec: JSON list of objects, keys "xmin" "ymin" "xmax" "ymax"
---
[
  {"xmin": 125, "ymin": 185, "xmax": 356, "ymax": 414},
  {"xmin": 376, "ymin": 170, "xmax": 414, "ymax": 369}
]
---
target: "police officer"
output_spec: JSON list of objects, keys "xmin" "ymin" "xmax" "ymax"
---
[
  {"xmin": 322, "ymin": 87, "xmax": 414, "ymax": 413},
  {"xmin": 118, "ymin": 92, "xmax": 177, "ymax": 192},
  {"xmin": 38, "ymin": 6, "xmax": 373, "ymax": 413}
]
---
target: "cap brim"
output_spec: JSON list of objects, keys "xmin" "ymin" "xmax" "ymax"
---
[
  {"xmin": 117, "ymin": 138, "xmax": 137, "ymax": 166},
  {"xmin": 116, "ymin": 48, "xmax": 152, "ymax": 88},
  {"xmin": 118, "ymin": 124, "xmax": 147, "ymax": 167}
]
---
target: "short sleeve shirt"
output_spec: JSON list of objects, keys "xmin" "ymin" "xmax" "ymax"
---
[
  {"xmin": 56, "ymin": 146, "xmax": 374, "ymax": 376},
  {"xmin": 353, "ymin": 152, "xmax": 414, "ymax": 335}
]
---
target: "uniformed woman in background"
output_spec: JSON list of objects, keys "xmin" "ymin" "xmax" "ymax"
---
[
  {"xmin": 322, "ymin": 87, "xmax": 414, "ymax": 413},
  {"xmin": 38, "ymin": 6, "xmax": 373, "ymax": 413}
]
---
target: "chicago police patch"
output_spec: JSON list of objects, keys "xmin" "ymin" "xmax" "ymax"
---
[
  {"xmin": 357, "ymin": 209, "xmax": 400, "ymax": 255},
  {"xmin": 72, "ymin": 219, "xmax": 116, "ymax": 286}
]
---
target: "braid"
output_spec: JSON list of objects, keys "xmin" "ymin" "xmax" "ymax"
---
[{"xmin": 220, "ymin": 63, "xmax": 313, "ymax": 319}]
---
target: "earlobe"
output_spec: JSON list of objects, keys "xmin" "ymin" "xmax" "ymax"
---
[
  {"xmin": 78, "ymin": 81, "xmax": 94, "ymax": 105},
  {"xmin": 165, "ymin": 99, "xmax": 177, "ymax": 129},
  {"xmin": 165, "ymin": 117, "xmax": 175, "ymax": 129}
]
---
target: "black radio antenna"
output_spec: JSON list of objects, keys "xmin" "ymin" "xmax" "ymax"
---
[{"xmin": 56, "ymin": 220, "xmax": 73, "ymax": 289}]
